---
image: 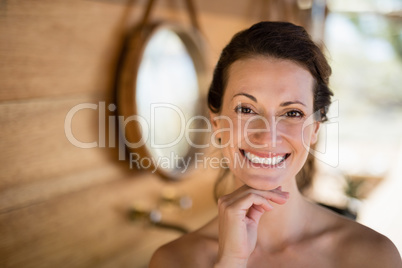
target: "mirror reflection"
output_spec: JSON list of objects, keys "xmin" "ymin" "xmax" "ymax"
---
[{"xmin": 136, "ymin": 28, "xmax": 200, "ymax": 174}]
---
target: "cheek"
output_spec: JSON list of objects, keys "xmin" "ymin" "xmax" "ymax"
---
[
  {"xmin": 301, "ymin": 124, "xmax": 317, "ymax": 147},
  {"xmin": 277, "ymin": 122, "xmax": 304, "ymax": 141},
  {"xmin": 217, "ymin": 116, "xmax": 244, "ymax": 166},
  {"xmin": 218, "ymin": 115, "xmax": 246, "ymax": 142},
  {"xmin": 218, "ymin": 116, "xmax": 235, "ymax": 141},
  {"xmin": 277, "ymin": 122, "xmax": 314, "ymax": 154}
]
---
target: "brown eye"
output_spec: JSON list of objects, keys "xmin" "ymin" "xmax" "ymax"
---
[
  {"xmin": 286, "ymin": 110, "xmax": 304, "ymax": 118},
  {"xmin": 235, "ymin": 106, "xmax": 255, "ymax": 114}
]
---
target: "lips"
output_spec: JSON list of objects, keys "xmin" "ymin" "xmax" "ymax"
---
[{"xmin": 240, "ymin": 149, "xmax": 290, "ymax": 166}]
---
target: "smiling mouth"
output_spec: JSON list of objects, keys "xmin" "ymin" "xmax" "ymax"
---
[{"xmin": 240, "ymin": 149, "xmax": 290, "ymax": 166}]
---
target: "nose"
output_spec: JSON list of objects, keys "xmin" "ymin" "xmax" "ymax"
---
[{"xmin": 245, "ymin": 115, "xmax": 282, "ymax": 148}]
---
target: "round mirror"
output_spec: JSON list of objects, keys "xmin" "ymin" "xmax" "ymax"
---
[{"xmin": 117, "ymin": 23, "xmax": 207, "ymax": 179}]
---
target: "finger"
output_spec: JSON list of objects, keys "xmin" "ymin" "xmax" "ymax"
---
[
  {"xmin": 233, "ymin": 184, "xmax": 289, "ymax": 200},
  {"xmin": 246, "ymin": 204, "xmax": 268, "ymax": 223},
  {"xmin": 247, "ymin": 186, "xmax": 289, "ymax": 204},
  {"xmin": 222, "ymin": 185, "xmax": 289, "ymax": 208},
  {"xmin": 271, "ymin": 186, "xmax": 289, "ymax": 197},
  {"xmin": 225, "ymin": 192, "xmax": 274, "ymax": 217},
  {"xmin": 259, "ymin": 190, "xmax": 289, "ymax": 205}
]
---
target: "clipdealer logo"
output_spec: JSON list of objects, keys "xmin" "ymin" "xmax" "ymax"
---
[{"xmin": 64, "ymin": 101, "xmax": 339, "ymax": 171}]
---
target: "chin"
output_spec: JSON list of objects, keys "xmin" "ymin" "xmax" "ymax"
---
[{"xmin": 238, "ymin": 172, "xmax": 284, "ymax": 191}]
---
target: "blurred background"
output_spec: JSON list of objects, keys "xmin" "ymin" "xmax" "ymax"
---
[{"xmin": 0, "ymin": 0, "xmax": 401, "ymax": 267}]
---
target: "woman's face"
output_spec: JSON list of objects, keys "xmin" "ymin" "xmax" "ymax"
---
[{"xmin": 211, "ymin": 57, "xmax": 320, "ymax": 190}]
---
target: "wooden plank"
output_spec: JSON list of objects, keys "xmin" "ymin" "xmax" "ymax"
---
[
  {"xmin": 0, "ymin": 173, "xmax": 162, "ymax": 268},
  {"xmin": 0, "ymin": 164, "xmax": 126, "ymax": 213},
  {"xmin": 0, "ymin": 167, "xmax": 217, "ymax": 268},
  {"xmin": 0, "ymin": 0, "xmax": 139, "ymax": 101},
  {"xmin": 0, "ymin": 94, "xmax": 119, "ymax": 190}
]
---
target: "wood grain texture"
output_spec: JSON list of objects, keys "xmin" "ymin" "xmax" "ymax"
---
[
  {"xmin": 0, "ymin": 0, "xmax": 141, "ymax": 101},
  {"xmin": 0, "ymin": 93, "xmax": 115, "ymax": 190},
  {"xmin": 0, "ymin": 164, "xmax": 124, "ymax": 213},
  {"xmin": 0, "ymin": 168, "xmax": 216, "ymax": 268}
]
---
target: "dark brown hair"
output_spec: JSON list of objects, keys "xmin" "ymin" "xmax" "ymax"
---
[{"xmin": 208, "ymin": 21, "xmax": 333, "ymax": 121}]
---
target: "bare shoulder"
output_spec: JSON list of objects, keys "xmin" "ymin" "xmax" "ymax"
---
[
  {"xmin": 149, "ymin": 218, "xmax": 219, "ymax": 268},
  {"xmin": 317, "ymin": 205, "xmax": 402, "ymax": 267},
  {"xmin": 339, "ymin": 218, "xmax": 401, "ymax": 267}
]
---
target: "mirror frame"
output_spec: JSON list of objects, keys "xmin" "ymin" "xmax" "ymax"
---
[{"xmin": 117, "ymin": 22, "xmax": 208, "ymax": 180}]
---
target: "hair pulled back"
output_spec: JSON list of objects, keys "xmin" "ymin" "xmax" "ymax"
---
[{"xmin": 208, "ymin": 21, "xmax": 333, "ymax": 121}]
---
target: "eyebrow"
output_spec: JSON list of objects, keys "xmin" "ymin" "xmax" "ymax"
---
[
  {"xmin": 232, "ymin": 93, "xmax": 257, "ymax": 102},
  {"xmin": 280, "ymin": 101, "xmax": 306, "ymax": 107},
  {"xmin": 233, "ymin": 93, "xmax": 306, "ymax": 107}
]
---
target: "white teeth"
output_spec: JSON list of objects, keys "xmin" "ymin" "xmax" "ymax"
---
[{"xmin": 244, "ymin": 151, "xmax": 286, "ymax": 165}]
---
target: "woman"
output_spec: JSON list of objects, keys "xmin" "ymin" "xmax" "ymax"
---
[{"xmin": 149, "ymin": 21, "xmax": 402, "ymax": 267}]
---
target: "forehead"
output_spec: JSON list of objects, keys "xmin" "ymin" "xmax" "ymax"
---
[{"xmin": 224, "ymin": 57, "xmax": 314, "ymax": 105}]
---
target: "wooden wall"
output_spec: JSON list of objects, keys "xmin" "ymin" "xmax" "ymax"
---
[{"xmin": 0, "ymin": 0, "xmax": 314, "ymax": 267}]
